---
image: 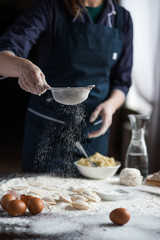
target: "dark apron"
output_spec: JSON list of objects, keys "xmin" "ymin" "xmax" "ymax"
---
[{"xmin": 22, "ymin": 5, "xmax": 124, "ymax": 176}]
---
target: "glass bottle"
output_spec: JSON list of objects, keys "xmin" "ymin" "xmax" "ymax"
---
[{"xmin": 125, "ymin": 114, "xmax": 150, "ymax": 180}]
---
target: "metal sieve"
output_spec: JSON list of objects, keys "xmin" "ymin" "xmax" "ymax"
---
[{"xmin": 50, "ymin": 85, "xmax": 95, "ymax": 105}]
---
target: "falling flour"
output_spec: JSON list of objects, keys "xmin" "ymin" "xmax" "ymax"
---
[{"xmin": 33, "ymin": 101, "xmax": 87, "ymax": 176}]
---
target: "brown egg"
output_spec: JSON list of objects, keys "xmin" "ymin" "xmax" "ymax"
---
[
  {"xmin": 6, "ymin": 199, "xmax": 27, "ymax": 216},
  {"xmin": 27, "ymin": 197, "xmax": 44, "ymax": 215},
  {"xmin": 109, "ymin": 208, "xmax": 131, "ymax": 225},
  {"xmin": 20, "ymin": 194, "xmax": 33, "ymax": 205},
  {"xmin": 0, "ymin": 194, "xmax": 16, "ymax": 210}
]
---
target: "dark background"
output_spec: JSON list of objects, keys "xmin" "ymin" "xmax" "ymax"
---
[
  {"xmin": 0, "ymin": 0, "xmax": 136, "ymax": 174},
  {"xmin": 0, "ymin": 0, "xmax": 34, "ymax": 173}
]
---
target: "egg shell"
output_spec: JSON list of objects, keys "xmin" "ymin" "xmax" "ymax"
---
[
  {"xmin": 109, "ymin": 208, "xmax": 131, "ymax": 225},
  {"xmin": 0, "ymin": 194, "xmax": 16, "ymax": 210},
  {"xmin": 7, "ymin": 190, "xmax": 20, "ymax": 199},
  {"xmin": 20, "ymin": 194, "xmax": 34, "ymax": 205},
  {"xmin": 27, "ymin": 197, "xmax": 44, "ymax": 215},
  {"xmin": 6, "ymin": 199, "xmax": 27, "ymax": 216}
]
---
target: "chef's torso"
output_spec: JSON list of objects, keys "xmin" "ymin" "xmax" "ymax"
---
[{"xmin": 28, "ymin": 2, "xmax": 124, "ymax": 123}]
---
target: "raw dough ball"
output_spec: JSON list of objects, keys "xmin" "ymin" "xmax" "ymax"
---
[{"xmin": 119, "ymin": 168, "xmax": 143, "ymax": 186}]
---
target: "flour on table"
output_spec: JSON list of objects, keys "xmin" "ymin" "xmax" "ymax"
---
[{"xmin": 0, "ymin": 175, "xmax": 160, "ymax": 217}]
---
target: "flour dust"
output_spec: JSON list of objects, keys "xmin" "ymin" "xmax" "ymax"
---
[{"xmin": 34, "ymin": 101, "xmax": 87, "ymax": 177}]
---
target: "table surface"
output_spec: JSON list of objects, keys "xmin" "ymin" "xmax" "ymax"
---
[{"xmin": 0, "ymin": 173, "xmax": 160, "ymax": 240}]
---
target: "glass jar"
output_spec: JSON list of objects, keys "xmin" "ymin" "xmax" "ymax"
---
[{"xmin": 125, "ymin": 114, "xmax": 150, "ymax": 179}]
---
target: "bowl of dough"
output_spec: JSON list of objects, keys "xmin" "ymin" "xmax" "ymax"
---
[{"xmin": 74, "ymin": 152, "xmax": 121, "ymax": 179}]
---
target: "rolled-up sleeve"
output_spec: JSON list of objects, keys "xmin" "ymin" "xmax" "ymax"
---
[
  {"xmin": 110, "ymin": 10, "xmax": 133, "ymax": 96},
  {"xmin": 0, "ymin": 0, "xmax": 53, "ymax": 58}
]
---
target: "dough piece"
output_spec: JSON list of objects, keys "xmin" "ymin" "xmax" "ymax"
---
[
  {"xmin": 11, "ymin": 186, "xmax": 30, "ymax": 191},
  {"xmin": 119, "ymin": 168, "xmax": 143, "ymax": 186},
  {"xmin": 81, "ymin": 190, "xmax": 101, "ymax": 202},
  {"xmin": 69, "ymin": 186, "xmax": 78, "ymax": 192},
  {"xmin": 51, "ymin": 193, "xmax": 60, "ymax": 201},
  {"xmin": 28, "ymin": 181, "xmax": 44, "ymax": 187},
  {"xmin": 71, "ymin": 200, "xmax": 90, "ymax": 210},
  {"xmin": 69, "ymin": 187, "xmax": 84, "ymax": 193},
  {"xmin": 43, "ymin": 185, "xmax": 60, "ymax": 191},
  {"xmin": 43, "ymin": 196, "xmax": 57, "ymax": 205},
  {"xmin": 59, "ymin": 193, "xmax": 72, "ymax": 203},
  {"xmin": 69, "ymin": 186, "xmax": 91, "ymax": 194},
  {"xmin": 30, "ymin": 188, "xmax": 45, "ymax": 197},
  {"xmin": 71, "ymin": 195, "xmax": 88, "ymax": 202}
]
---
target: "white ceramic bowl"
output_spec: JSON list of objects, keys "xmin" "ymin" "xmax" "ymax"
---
[
  {"xmin": 74, "ymin": 161, "xmax": 121, "ymax": 179},
  {"xmin": 95, "ymin": 189, "xmax": 129, "ymax": 201}
]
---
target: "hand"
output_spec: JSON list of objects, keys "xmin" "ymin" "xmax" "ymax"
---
[
  {"xmin": 18, "ymin": 59, "xmax": 50, "ymax": 95},
  {"xmin": 88, "ymin": 101, "xmax": 114, "ymax": 138}
]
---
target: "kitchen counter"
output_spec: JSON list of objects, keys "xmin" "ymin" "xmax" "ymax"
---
[{"xmin": 0, "ymin": 173, "xmax": 160, "ymax": 240}]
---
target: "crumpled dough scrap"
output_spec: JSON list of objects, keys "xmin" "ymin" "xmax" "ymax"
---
[{"xmin": 119, "ymin": 168, "xmax": 143, "ymax": 186}]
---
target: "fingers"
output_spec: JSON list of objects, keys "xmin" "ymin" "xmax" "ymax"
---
[
  {"xmin": 88, "ymin": 122, "xmax": 109, "ymax": 138},
  {"xmin": 34, "ymin": 72, "xmax": 50, "ymax": 95},
  {"xmin": 18, "ymin": 77, "xmax": 37, "ymax": 94},
  {"xmin": 88, "ymin": 112, "xmax": 112, "ymax": 138},
  {"xmin": 90, "ymin": 106, "xmax": 102, "ymax": 123},
  {"xmin": 18, "ymin": 61, "xmax": 51, "ymax": 95},
  {"xmin": 40, "ymin": 72, "xmax": 50, "ymax": 90}
]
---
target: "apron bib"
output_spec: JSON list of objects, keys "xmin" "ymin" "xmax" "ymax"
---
[{"xmin": 23, "ymin": 5, "xmax": 124, "ymax": 175}]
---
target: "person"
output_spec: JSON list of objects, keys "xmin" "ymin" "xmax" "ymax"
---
[{"xmin": 0, "ymin": 0, "xmax": 133, "ymax": 176}]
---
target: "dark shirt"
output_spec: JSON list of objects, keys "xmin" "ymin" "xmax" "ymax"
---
[
  {"xmin": 86, "ymin": 3, "xmax": 105, "ymax": 23},
  {"xmin": 0, "ymin": 0, "xmax": 133, "ymax": 96}
]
